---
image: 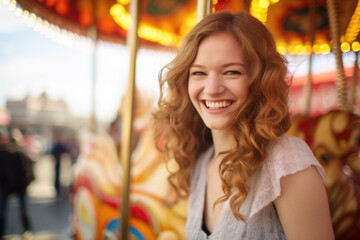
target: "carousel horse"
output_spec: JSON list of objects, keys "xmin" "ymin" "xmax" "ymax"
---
[
  {"xmin": 287, "ymin": 110, "xmax": 360, "ymax": 240},
  {"xmin": 71, "ymin": 92, "xmax": 187, "ymax": 240}
]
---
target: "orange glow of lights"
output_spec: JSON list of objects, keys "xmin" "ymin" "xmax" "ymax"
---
[
  {"xmin": 313, "ymin": 44, "xmax": 321, "ymax": 54},
  {"xmin": 46, "ymin": 0, "xmax": 56, "ymax": 8},
  {"xmin": 276, "ymin": 45, "xmax": 286, "ymax": 55},
  {"xmin": 110, "ymin": 4, "xmax": 132, "ymax": 30},
  {"xmin": 117, "ymin": 0, "xmax": 130, "ymax": 5},
  {"xmin": 287, "ymin": 45, "xmax": 296, "ymax": 54},
  {"xmin": 352, "ymin": 41, "xmax": 360, "ymax": 52},
  {"xmin": 138, "ymin": 24, "xmax": 177, "ymax": 46},
  {"xmin": 294, "ymin": 44, "xmax": 304, "ymax": 54},
  {"xmin": 79, "ymin": 10, "xmax": 92, "ymax": 26},
  {"xmin": 319, "ymin": 44, "xmax": 330, "ymax": 54},
  {"xmin": 341, "ymin": 42, "xmax": 351, "ymax": 52},
  {"xmin": 304, "ymin": 44, "xmax": 312, "ymax": 54},
  {"xmin": 250, "ymin": 0, "xmax": 277, "ymax": 24},
  {"xmin": 56, "ymin": 1, "xmax": 69, "ymax": 16}
]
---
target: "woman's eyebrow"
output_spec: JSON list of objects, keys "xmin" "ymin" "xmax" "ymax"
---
[
  {"xmin": 190, "ymin": 63, "xmax": 245, "ymax": 68},
  {"xmin": 222, "ymin": 62, "xmax": 246, "ymax": 67},
  {"xmin": 190, "ymin": 64, "xmax": 205, "ymax": 68}
]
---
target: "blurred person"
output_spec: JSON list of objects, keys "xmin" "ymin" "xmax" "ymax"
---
[
  {"xmin": 67, "ymin": 133, "xmax": 80, "ymax": 164},
  {"xmin": 50, "ymin": 132, "xmax": 68, "ymax": 198},
  {"xmin": 153, "ymin": 11, "xmax": 334, "ymax": 239},
  {"xmin": 10, "ymin": 128, "xmax": 24, "ymax": 147},
  {"xmin": 0, "ymin": 128, "xmax": 34, "ymax": 239}
]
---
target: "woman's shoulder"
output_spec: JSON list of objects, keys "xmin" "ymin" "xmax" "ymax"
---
[
  {"xmin": 248, "ymin": 135, "xmax": 324, "ymax": 218},
  {"xmin": 268, "ymin": 135, "xmax": 312, "ymax": 155},
  {"xmin": 265, "ymin": 135, "xmax": 322, "ymax": 173}
]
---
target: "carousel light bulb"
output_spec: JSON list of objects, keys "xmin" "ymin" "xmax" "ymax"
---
[
  {"xmin": 27, "ymin": 13, "xmax": 37, "ymax": 27},
  {"xmin": 21, "ymin": 10, "xmax": 29, "ymax": 22},
  {"xmin": 352, "ymin": 41, "xmax": 360, "ymax": 52},
  {"xmin": 159, "ymin": 33, "xmax": 173, "ymax": 45},
  {"xmin": 186, "ymin": 16, "xmax": 196, "ymax": 28},
  {"xmin": 34, "ymin": 18, "xmax": 43, "ymax": 32},
  {"xmin": 7, "ymin": 1, "xmax": 15, "ymax": 11},
  {"xmin": 276, "ymin": 45, "xmax": 286, "ymax": 55},
  {"xmin": 341, "ymin": 42, "xmax": 351, "ymax": 52},
  {"xmin": 5, "ymin": 0, "xmax": 14, "ymax": 8},
  {"xmin": 313, "ymin": 44, "xmax": 320, "ymax": 54},
  {"xmin": 250, "ymin": 0, "xmax": 270, "ymax": 24},
  {"xmin": 110, "ymin": 4, "xmax": 125, "ymax": 16},
  {"xmin": 320, "ymin": 43, "xmax": 330, "ymax": 54},
  {"xmin": 294, "ymin": 44, "xmax": 304, "ymax": 55},
  {"xmin": 259, "ymin": 0, "xmax": 269, "ymax": 8},
  {"xmin": 2, "ymin": 0, "xmax": 11, "ymax": 6},
  {"xmin": 288, "ymin": 45, "xmax": 296, "ymax": 55},
  {"xmin": 304, "ymin": 44, "xmax": 312, "ymax": 54},
  {"xmin": 148, "ymin": 27, "xmax": 157, "ymax": 41},
  {"xmin": 14, "ymin": 7, "xmax": 22, "ymax": 16},
  {"xmin": 121, "ymin": 14, "xmax": 132, "ymax": 29},
  {"xmin": 117, "ymin": 0, "xmax": 130, "ymax": 5},
  {"xmin": 156, "ymin": 30, "xmax": 164, "ymax": 42},
  {"xmin": 251, "ymin": 0, "xmax": 259, "ymax": 7},
  {"xmin": 43, "ymin": 20, "xmax": 49, "ymax": 27},
  {"xmin": 138, "ymin": 25, "xmax": 147, "ymax": 38}
]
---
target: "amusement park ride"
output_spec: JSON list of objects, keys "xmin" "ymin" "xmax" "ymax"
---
[{"xmin": 3, "ymin": 0, "xmax": 360, "ymax": 239}]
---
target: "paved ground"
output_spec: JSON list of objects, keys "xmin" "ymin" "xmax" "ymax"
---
[{"xmin": 3, "ymin": 155, "xmax": 74, "ymax": 240}]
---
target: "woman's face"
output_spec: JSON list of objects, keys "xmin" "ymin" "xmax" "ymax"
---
[{"xmin": 188, "ymin": 31, "xmax": 249, "ymax": 131}]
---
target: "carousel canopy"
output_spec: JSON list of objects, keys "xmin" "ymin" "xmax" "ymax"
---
[{"xmin": 5, "ymin": 0, "xmax": 360, "ymax": 53}]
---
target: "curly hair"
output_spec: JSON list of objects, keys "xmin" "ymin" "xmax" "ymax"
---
[{"xmin": 152, "ymin": 11, "xmax": 291, "ymax": 221}]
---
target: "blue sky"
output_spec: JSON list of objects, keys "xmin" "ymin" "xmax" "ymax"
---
[{"xmin": 0, "ymin": 2, "xmax": 175, "ymax": 123}]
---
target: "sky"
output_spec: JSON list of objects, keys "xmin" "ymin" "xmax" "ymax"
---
[
  {"xmin": 0, "ymin": 2, "xmax": 357, "ymax": 123},
  {"xmin": 0, "ymin": 2, "xmax": 175, "ymax": 123}
]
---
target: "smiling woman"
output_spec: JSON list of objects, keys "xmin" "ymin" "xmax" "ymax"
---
[{"xmin": 152, "ymin": 11, "xmax": 335, "ymax": 240}]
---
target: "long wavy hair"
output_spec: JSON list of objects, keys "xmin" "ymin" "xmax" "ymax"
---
[{"xmin": 152, "ymin": 11, "xmax": 291, "ymax": 221}]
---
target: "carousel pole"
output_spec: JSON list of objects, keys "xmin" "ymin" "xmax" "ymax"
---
[
  {"xmin": 304, "ymin": 0, "xmax": 317, "ymax": 116},
  {"xmin": 197, "ymin": 0, "xmax": 213, "ymax": 22},
  {"xmin": 89, "ymin": 0, "xmax": 98, "ymax": 133},
  {"xmin": 350, "ymin": 51, "xmax": 359, "ymax": 110},
  {"xmin": 327, "ymin": 0, "xmax": 348, "ymax": 110},
  {"xmin": 119, "ymin": 0, "xmax": 140, "ymax": 239},
  {"xmin": 243, "ymin": 0, "xmax": 252, "ymax": 13}
]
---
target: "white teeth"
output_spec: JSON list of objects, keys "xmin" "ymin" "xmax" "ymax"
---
[{"xmin": 205, "ymin": 100, "xmax": 231, "ymax": 109}]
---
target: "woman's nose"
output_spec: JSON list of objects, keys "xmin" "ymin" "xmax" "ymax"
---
[{"xmin": 203, "ymin": 73, "xmax": 225, "ymax": 95}]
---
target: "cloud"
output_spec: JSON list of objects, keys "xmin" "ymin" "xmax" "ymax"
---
[{"xmin": 0, "ymin": 58, "xmax": 55, "ymax": 78}]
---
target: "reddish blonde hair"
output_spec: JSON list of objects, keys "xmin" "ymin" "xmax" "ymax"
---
[{"xmin": 152, "ymin": 11, "xmax": 291, "ymax": 221}]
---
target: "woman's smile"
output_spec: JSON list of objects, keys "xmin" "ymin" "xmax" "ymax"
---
[{"xmin": 203, "ymin": 100, "xmax": 233, "ymax": 110}]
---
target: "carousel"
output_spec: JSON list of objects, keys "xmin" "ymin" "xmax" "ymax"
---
[{"xmin": 3, "ymin": 0, "xmax": 360, "ymax": 239}]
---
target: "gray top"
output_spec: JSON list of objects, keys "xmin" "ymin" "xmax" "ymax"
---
[{"xmin": 186, "ymin": 135, "xmax": 324, "ymax": 240}]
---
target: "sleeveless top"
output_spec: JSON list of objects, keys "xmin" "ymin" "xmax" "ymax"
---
[{"xmin": 186, "ymin": 135, "xmax": 324, "ymax": 239}]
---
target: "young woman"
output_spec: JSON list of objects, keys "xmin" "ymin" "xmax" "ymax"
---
[{"xmin": 153, "ymin": 11, "xmax": 334, "ymax": 239}]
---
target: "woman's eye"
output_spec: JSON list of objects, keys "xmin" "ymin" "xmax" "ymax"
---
[
  {"xmin": 191, "ymin": 71, "xmax": 205, "ymax": 76},
  {"xmin": 225, "ymin": 70, "xmax": 241, "ymax": 75}
]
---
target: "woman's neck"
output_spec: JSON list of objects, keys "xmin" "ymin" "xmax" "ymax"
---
[{"xmin": 211, "ymin": 129, "xmax": 236, "ymax": 162}]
